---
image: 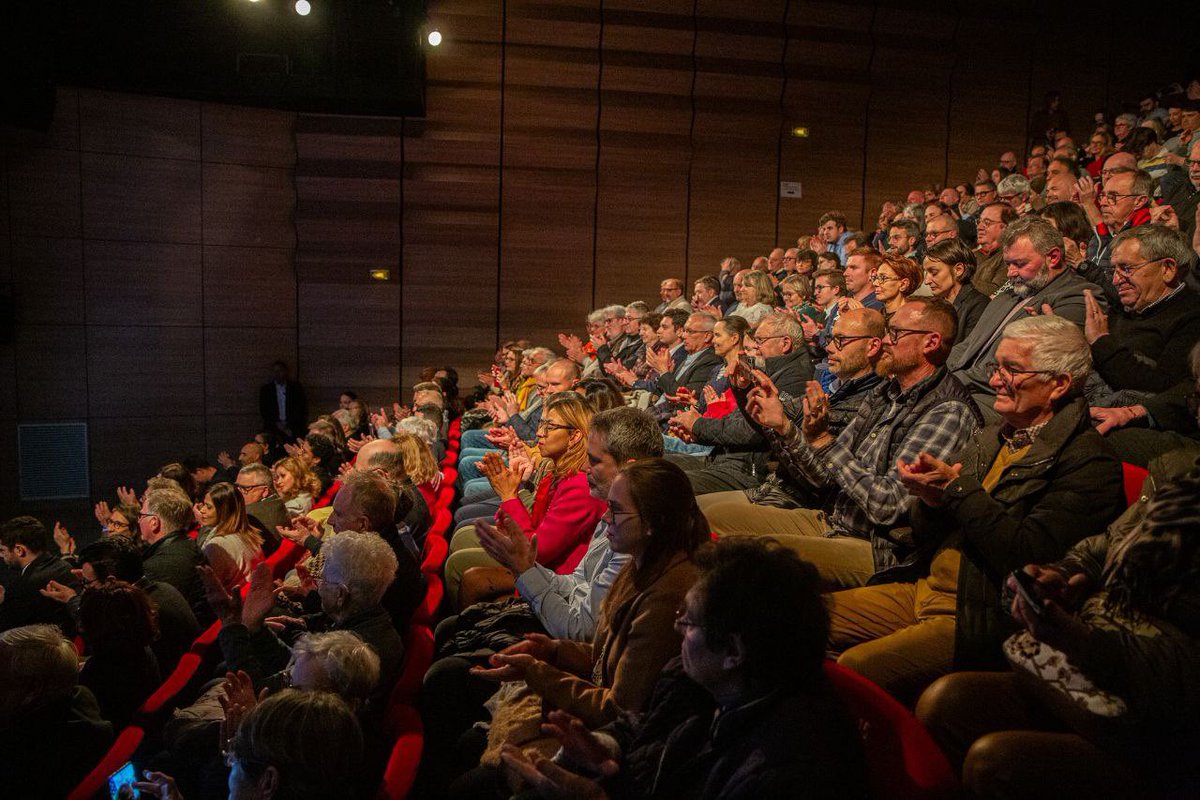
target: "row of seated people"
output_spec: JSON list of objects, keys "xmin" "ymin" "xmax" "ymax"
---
[{"xmin": 0, "ymin": 384, "xmax": 460, "ymax": 798}]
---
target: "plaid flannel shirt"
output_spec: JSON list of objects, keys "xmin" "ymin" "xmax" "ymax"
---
[{"xmin": 769, "ymin": 375, "xmax": 977, "ymax": 539}]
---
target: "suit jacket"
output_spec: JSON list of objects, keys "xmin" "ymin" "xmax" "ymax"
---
[
  {"xmin": 971, "ymin": 247, "xmax": 1006, "ymax": 296},
  {"xmin": 0, "ymin": 551, "xmax": 80, "ymax": 633},
  {"xmin": 948, "ymin": 269, "xmax": 1105, "ymax": 394},
  {"xmin": 142, "ymin": 531, "xmax": 209, "ymax": 624},
  {"xmin": 258, "ymin": 379, "xmax": 308, "ymax": 438},
  {"xmin": 247, "ymin": 493, "xmax": 288, "ymax": 555},
  {"xmin": 657, "ymin": 348, "xmax": 722, "ymax": 396}
]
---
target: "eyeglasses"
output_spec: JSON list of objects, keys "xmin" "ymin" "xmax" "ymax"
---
[
  {"xmin": 682, "ymin": 327, "xmax": 709, "ymax": 335},
  {"xmin": 925, "ymin": 230, "xmax": 954, "ymax": 240},
  {"xmin": 603, "ymin": 504, "xmax": 639, "ymax": 522},
  {"xmin": 537, "ymin": 421, "xmax": 575, "ymax": 434},
  {"xmin": 829, "ymin": 334, "xmax": 874, "ymax": 349},
  {"xmin": 871, "ymin": 274, "xmax": 901, "ymax": 284},
  {"xmin": 976, "ymin": 217, "xmax": 1005, "ymax": 229},
  {"xmin": 885, "ymin": 327, "xmax": 935, "ymax": 343},
  {"xmin": 753, "ymin": 334, "xmax": 788, "ymax": 345},
  {"xmin": 1112, "ymin": 257, "xmax": 1166, "ymax": 278},
  {"xmin": 105, "ymin": 519, "xmax": 131, "ymax": 531},
  {"xmin": 814, "ymin": 283, "xmax": 835, "ymax": 291},
  {"xmin": 1098, "ymin": 191, "xmax": 1142, "ymax": 204},
  {"xmin": 138, "ymin": 511, "xmax": 158, "ymax": 520},
  {"xmin": 985, "ymin": 361, "xmax": 1057, "ymax": 386},
  {"xmin": 235, "ymin": 483, "xmax": 269, "ymax": 494}
]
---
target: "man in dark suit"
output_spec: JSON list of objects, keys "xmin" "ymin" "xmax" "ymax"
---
[
  {"xmin": 650, "ymin": 311, "xmax": 723, "ymax": 398},
  {"xmin": 138, "ymin": 487, "xmax": 209, "ymax": 624},
  {"xmin": 258, "ymin": 360, "xmax": 308, "ymax": 441},
  {"xmin": 237, "ymin": 463, "xmax": 287, "ymax": 555},
  {"xmin": 0, "ymin": 516, "xmax": 80, "ymax": 633}
]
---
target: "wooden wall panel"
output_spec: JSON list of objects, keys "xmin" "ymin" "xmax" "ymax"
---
[
  {"xmin": 205, "ymin": 327, "xmax": 300, "ymax": 416},
  {"xmin": 498, "ymin": 1, "xmax": 601, "ymax": 346},
  {"xmin": 88, "ymin": 416, "xmax": 207, "ymax": 499},
  {"xmin": 11, "ymin": 237, "xmax": 84, "ymax": 325},
  {"xmin": 14, "ymin": 325, "xmax": 88, "ymax": 420},
  {"xmin": 687, "ymin": 0, "xmax": 786, "ymax": 276},
  {"xmin": 862, "ymin": 7, "xmax": 956, "ymax": 222},
  {"xmin": 6, "ymin": 146, "xmax": 82, "ymax": 238},
  {"xmin": 84, "ymin": 241, "xmax": 202, "ymax": 327},
  {"xmin": 945, "ymin": 13, "xmax": 1032, "ymax": 191},
  {"xmin": 85, "ymin": 326, "xmax": 205, "ymax": 418},
  {"xmin": 203, "ymin": 246, "xmax": 297, "ymax": 329},
  {"xmin": 402, "ymin": 0, "xmax": 503, "ymax": 387},
  {"xmin": 594, "ymin": 0, "xmax": 693, "ymax": 305},
  {"xmin": 203, "ymin": 164, "xmax": 295, "ymax": 249},
  {"xmin": 202, "ymin": 105, "xmax": 295, "ymax": 168},
  {"xmin": 81, "ymin": 153, "xmax": 202, "ymax": 243},
  {"xmin": 78, "ymin": 90, "xmax": 201, "ymax": 159}
]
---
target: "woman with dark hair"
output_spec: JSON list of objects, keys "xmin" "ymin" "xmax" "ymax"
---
[
  {"xmin": 78, "ymin": 580, "xmax": 162, "ymax": 728},
  {"xmin": 194, "ymin": 482, "xmax": 263, "ymax": 591},
  {"xmin": 452, "ymin": 458, "xmax": 705, "ymax": 798},
  {"xmin": 923, "ymin": 239, "xmax": 988, "ymax": 342},
  {"xmin": 1040, "ymin": 200, "xmax": 1120, "ymax": 308},
  {"xmin": 574, "ymin": 378, "xmax": 627, "ymax": 413},
  {"xmin": 501, "ymin": 539, "xmax": 869, "ymax": 799},
  {"xmin": 158, "ymin": 462, "xmax": 199, "ymax": 501}
]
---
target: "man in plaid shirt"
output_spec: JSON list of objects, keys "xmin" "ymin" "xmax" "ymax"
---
[{"xmin": 703, "ymin": 298, "xmax": 982, "ymax": 589}]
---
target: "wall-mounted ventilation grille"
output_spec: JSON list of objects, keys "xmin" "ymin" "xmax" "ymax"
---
[{"xmin": 18, "ymin": 423, "xmax": 90, "ymax": 500}]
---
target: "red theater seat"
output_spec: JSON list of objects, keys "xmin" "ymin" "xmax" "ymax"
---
[
  {"xmin": 823, "ymin": 661, "xmax": 958, "ymax": 799},
  {"xmin": 376, "ymin": 706, "xmax": 423, "ymax": 800},
  {"xmin": 66, "ymin": 726, "xmax": 146, "ymax": 800}
]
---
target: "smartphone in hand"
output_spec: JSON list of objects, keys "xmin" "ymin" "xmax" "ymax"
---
[
  {"xmin": 1010, "ymin": 569, "xmax": 1046, "ymax": 616},
  {"xmin": 108, "ymin": 761, "xmax": 140, "ymax": 799}
]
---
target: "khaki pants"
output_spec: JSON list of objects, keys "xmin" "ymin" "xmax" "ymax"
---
[
  {"xmin": 916, "ymin": 672, "xmax": 1144, "ymax": 797},
  {"xmin": 444, "ymin": 527, "xmax": 501, "ymax": 608},
  {"xmin": 826, "ymin": 549, "xmax": 959, "ymax": 701},
  {"xmin": 699, "ymin": 490, "xmax": 874, "ymax": 590}
]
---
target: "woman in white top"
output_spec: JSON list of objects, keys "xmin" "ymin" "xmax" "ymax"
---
[
  {"xmin": 194, "ymin": 482, "xmax": 264, "ymax": 590},
  {"xmin": 727, "ymin": 269, "xmax": 776, "ymax": 325}
]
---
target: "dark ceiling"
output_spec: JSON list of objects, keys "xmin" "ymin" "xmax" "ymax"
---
[{"xmin": 3, "ymin": 0, "xmax": 427, "ymax": 130}]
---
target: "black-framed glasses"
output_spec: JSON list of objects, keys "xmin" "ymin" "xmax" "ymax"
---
[
  {"xmin": 985, "ymin": 361, "xmax": 1057, "ymax": 386},
  {"xmin": 829, "ymin": 334, "xmax": 874, "ymax": 349},
  {"xmin": 537, "ymin": 421, "xmax": 575, "ymax": 434},
  {"xmin": 235, "ymin": 483, "xmax": 269, "ymax": 494},
  {"xmin": 871, "ymin": 274, "xmax": 901, "ymax": 284},
  {"xmin": 1112, "ymin": 257, "xmax": 1166, "ymax": 278},
  {"xmin": 138, "ymin": 511, "xmax": 158, "ymax": 520},
  {"xmin": 603, "ymin": 504, "xmax": 638, "ymax": 522},
  {"xmin": 885, "ymin": 327, "xmax": 935, "ymax": 343}
]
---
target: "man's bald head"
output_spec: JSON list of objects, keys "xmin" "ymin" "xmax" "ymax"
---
[
  {"xmin": 544, "ymin": 358, "xmax": 580, "ymax": 393},
  {"xmin": 1101, "ymin": 152, "xmax": 1136, "ymax": 178},
  {"xmin": 357, "ymin": 438, "xmax": 406, "ymax": 482},
  {"xmin": 838, "ymin": 307, "xmax": 886, "ymax": 338}
]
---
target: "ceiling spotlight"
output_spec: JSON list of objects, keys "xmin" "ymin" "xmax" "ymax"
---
[
  {"xmin": 295, "ymin": 0, "xmax": 311, "ymax": 15},
  {"xmin": 427, "ymin": 29, "xmax": 442, "ymax": 47}
]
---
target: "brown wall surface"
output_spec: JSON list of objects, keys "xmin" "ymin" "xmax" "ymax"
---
[{"xmin": 1, "ymin": 0, "xmax": 1193, "ymax": 524}]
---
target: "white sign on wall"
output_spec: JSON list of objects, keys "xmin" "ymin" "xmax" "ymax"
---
[{"xmin": 779, "ymin": 181, "xmax": 802, "ymax": 199}]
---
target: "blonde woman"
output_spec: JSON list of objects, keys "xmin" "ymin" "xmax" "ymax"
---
[
  {"xmin": 728, "ymin": 269, "xmax": 776, "ymax": 325},
  {"xmin": 444, "ymin": 392, "xmax": 607, "ymax": 605},
  {"xmin": 272, "ymin": 456, "xmax": 321, "ymax": 515},
  {"xmin": 194, "ymin": 482, "xmax": 263, "ymax": 590},
  {"xmin": 392, "ymin": 431, "xmax": 439, "ymax": 488}
]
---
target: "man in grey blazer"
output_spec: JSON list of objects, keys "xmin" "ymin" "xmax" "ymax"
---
[{"xmin": 947, "ymin": 216, "xmax": 1105, "ymax": 418}]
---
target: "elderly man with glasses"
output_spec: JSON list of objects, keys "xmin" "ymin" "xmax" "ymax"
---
[
  {"xmin": 1088, "ymin": 167, "xmax": 1154, "ymax": 276},
  {"xmin": 819, "ymin": 315, "xmax": 1123, "ymax": 701},
  {"xmin": 703, "ymin": 298, "xmax": 980, "ymax": 592},
  {"xmin": 236, "ymin": 463, "xmax": 287, "ymax": 555}
]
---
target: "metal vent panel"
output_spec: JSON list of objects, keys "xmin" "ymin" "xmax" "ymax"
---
[{"xmin": 18, "ymin": 423, "xmax": 90, "ymax": 500}]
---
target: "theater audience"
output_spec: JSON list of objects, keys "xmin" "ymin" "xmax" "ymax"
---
[
  {"xmin": 825, "ymin": 315, "xmax": 1123, "ymax": 700},
  {"xmin": 416, "ymin": 407, "xmax": 663, "ymax": 795},
  {"xmin": 354, "ymin": 437, "xmax": 430, "ymax": 550},
  {"xmin": 0, "ymin": 625, "xmax": 113, "ymax": 798},
  {"xmin": 645, "ymin": 311, "xmax": 720, "ymax": 399},
  {"xmin": 703, "ymin": 298, "xmax": 980, "ymax": 590},
  {"xmin": 0, "ymin": 516, "xmax": 80, "ymax": 633},
  {"xmin": 447, "ymin": 458, "xmax": 705, "ymax": 798},
  {"xmin": 500, "ymin": 539, "xmax": 868, "ymax": 800},
  {"xmin": 194, "ymin": 482, "xmax": 264, "ymax": 591}
]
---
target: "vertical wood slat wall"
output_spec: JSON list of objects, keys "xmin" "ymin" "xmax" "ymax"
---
[{"xmin": 2, "ymin": 0, "xmax": 1193, "ymax": 523}]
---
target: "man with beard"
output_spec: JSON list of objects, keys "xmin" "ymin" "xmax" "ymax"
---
[{"xmin": 947, "ymin": 217, "xmax": 1105, "ymax": 418}]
